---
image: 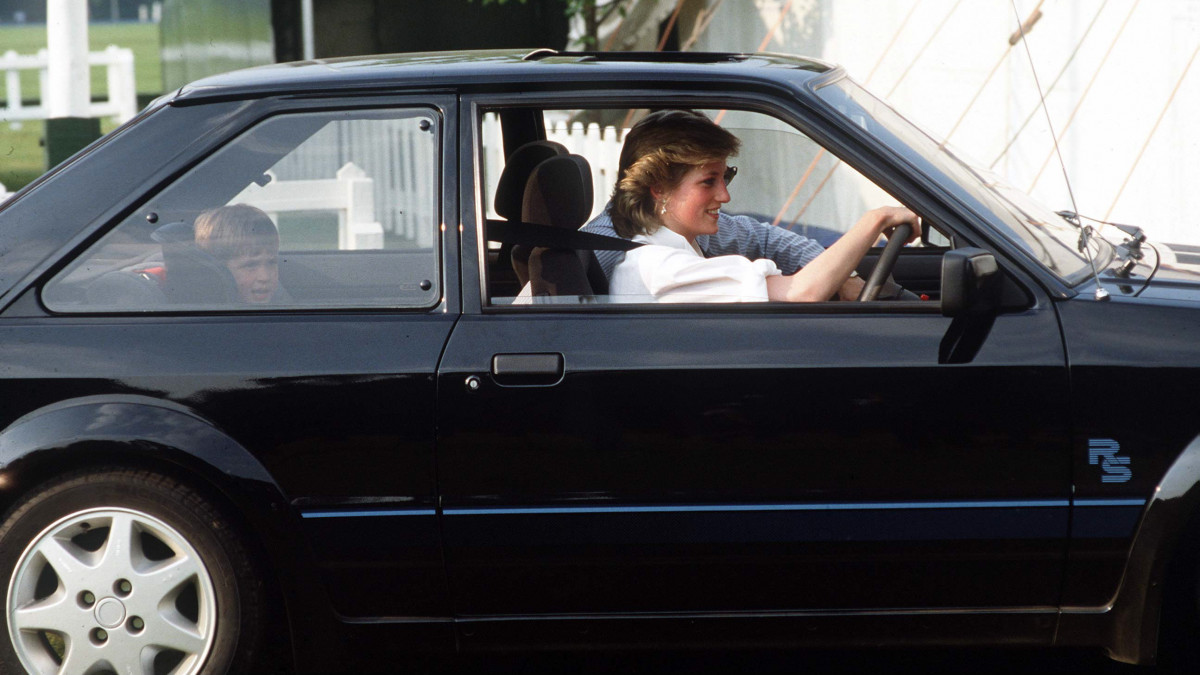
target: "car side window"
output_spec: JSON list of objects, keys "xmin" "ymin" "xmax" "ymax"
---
[
  {"xmin": 481, "ymin": 106, "xmax": 911, "ymax": 307},
  {"xmin": 44, "ymin": 109, "xmax": 440, "ymax": 312},
  {"xmin": 708, "ymin": 109, "xmax": 895, "ymax": 245}
]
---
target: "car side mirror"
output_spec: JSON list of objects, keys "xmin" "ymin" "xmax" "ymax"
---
[
  {"xmin": 922, "ymin": 225, "xmax": 955, "ymax": 248},
  {"xmin": 941, "ymin": 248, "xmax": 1001, "ymax": 317}
]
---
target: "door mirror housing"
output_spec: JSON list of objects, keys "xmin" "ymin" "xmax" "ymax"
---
[
  {"xmin": 922, "ymin": 225, "xmax": 955, "ymax": 248},
  {"xmin": 941, "ymin": 248, "xmax": 1001, "ymax": 317}
]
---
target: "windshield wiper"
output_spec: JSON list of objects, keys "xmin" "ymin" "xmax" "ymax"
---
[
  {"xmin": 1056, "ymin": 211, "xmax": 1161, "ymax": 298},
  {"xmin": 1112, "ymin": 231, "xmax": 1147, "ymax": 278},
  {"xmin": 1107, "ymin": 223, "xmax": 1147, "ymax": 277},
  {"xmin": 1058, "ymin": 210, "xmax": 1148, "ymax": 278},
  {"xmin": 1056, "ymin": 210, "xmax": 1110, "ymax": 299}
]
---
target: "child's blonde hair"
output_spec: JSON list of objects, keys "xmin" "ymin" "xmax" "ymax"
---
[{"xmin": 194, "ymin": 204, "xmax": 279, "ymax": 260}]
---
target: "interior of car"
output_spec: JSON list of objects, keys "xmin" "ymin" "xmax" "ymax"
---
[
  {"xmin": 42, "ymin": 110, "xmax": 442, "ymax": 312},
  {"xmin": 478, "ymin": 105, "xmax": 953, "ymax": 308}
]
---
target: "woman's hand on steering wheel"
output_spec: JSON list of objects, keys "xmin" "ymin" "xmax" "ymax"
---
[
  {"xmin": 857, "ymin": 207, "xmax": 921, "ymax": 302},
  {"xmin": 875, "ymin": 206, "xmax": 922, "ymax": 244}
]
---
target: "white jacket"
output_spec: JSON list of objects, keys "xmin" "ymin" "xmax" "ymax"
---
[{"xmin": 610, "ymin": 226, "xmax": 782, "ymax": 303}]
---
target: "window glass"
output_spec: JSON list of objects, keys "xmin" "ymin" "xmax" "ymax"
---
[
  {"xmin": 816, "ymin": 79, "xmax": 1091, "ymax": 282},
  {"xmin": 705, "ymin": 108, "xmax": 894, "ymax": 246},
  {"xmin": 44, "ymin": 109, "xmax": 440, "ymax": 312},
  {"xmin": 482, "ymin": 106, "xmax": 904, "ymax": 306}
]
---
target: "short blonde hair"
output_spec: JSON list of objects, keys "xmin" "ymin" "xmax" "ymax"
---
[
  {"xmin": 610, "ymin": 110, "xmax": 741, "ymax": 238},
  {"xmin": 194, "ymin": 204, "xmax": 279, "ymax": 260}
]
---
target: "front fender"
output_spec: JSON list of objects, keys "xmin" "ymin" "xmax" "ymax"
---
[{"xmin": 1095, "ymin": 434, "xmax": 1200, "ymax": 664}]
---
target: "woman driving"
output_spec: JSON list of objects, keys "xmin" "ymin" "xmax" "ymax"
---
[{"xmin": 608, "ymin": 109, "xmax": 921, "ymax": 303}]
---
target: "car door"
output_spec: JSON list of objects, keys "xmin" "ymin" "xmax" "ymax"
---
[
  {"xmin": 35, "ymin": 96, "xmax": 458, "ymax": 620},
  {"xmin": 437, "ymin": 95, "xmax": 1071, "ymax": 621}
]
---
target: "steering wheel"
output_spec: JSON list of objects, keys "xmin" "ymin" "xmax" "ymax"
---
[{"xmin": 856, "ymin": 222, "xmax": 913, "ymax": 301}]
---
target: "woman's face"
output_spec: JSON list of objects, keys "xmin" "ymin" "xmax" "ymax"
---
[{"xmin": 658, "ymin": 160, "xmax": 731, "ymax": 242}]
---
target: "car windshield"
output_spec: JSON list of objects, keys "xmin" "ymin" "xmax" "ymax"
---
[{"xmin": 814, "ymin": 77, "xmax": 1096, "ymax": 284}]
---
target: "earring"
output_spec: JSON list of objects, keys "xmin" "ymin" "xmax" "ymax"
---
[{"xmin": 659, "ymin": 197, "xmax": 669, "ymax": 216}]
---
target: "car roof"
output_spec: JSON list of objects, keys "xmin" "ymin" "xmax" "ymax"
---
[{"xmin": 174, "ymin": 49, "xmax": 839, "ymax": 103}]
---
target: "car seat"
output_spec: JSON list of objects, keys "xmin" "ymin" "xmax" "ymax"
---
[
  {"xmin": 491, "ymin": 140, "xmax": 568, "ymax": 290},
  {"xmin": 518, "ymin": 154, "xmax": 609, "ymax": 299},
  {"xmin": 151, "ymin": 221, "xmax": 240, "ymax": 304},
  {"xmin": 86, "ymin": 266, "xmax": 168, "ymax": 308}
]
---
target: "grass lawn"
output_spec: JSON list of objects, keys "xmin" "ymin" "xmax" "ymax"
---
[
  {"xmin": 1, "ymin": 22, "xmax": 162, "ymax": 192},
  {"xmin": 0, "ymin": 121, "xmax": 47, "ymax": 192}
]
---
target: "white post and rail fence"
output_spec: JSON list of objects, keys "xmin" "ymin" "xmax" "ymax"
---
[
  {"xmin": 481, "ymin": 113, "xmax": 626, "ymax": 222},
  {"xmin": 2, "ymin": 45, "xmax": 137, "ymax": 125},
  {"xmin": 0, "ymin": 44, "xmax": 136, "ymax": 203},
  {"xmin": 1, "ymin": 0, "xmax": 138, "ymax": 203}
]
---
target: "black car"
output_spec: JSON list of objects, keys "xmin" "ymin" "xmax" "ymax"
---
[{"xmin": 0, "ymin": 49, "xmax": 1197, "ymax": 675}]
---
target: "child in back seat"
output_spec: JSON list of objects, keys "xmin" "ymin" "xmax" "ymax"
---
[{"xmin": 193, "ymin": 204, "xmax": 291, "ymax": 304}]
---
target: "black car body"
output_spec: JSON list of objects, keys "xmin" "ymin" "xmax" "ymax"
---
[{"xmin": 0, "ymin": 50, "xmax": 1198, "ymax": 674}]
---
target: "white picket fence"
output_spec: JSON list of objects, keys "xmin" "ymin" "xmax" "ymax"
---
[
  {"xmin": 481, "ymin": 113, "xmax": 625, "ymax": 221},
  {"xmin": 1, "ymin": 45, "xmax": 137, "ymax": 124},
  {"xmin": 232, "ymin": 162, "xmax": 385, "ymax": 251},
  {"xmin": 266, "ymin": 117, "xmax": 438, "ymax": 248}
]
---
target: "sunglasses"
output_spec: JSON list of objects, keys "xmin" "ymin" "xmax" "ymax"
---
[{"xmin": 723, "ymin": 165, "xmax": 738, "ymax": 186}]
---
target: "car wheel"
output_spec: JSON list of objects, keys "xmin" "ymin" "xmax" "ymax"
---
[{"xmin": 0, "ymin": 469, "xmax": 266, "ymax": 675}]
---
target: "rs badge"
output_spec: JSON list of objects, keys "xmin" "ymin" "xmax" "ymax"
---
[{"xmin": 1089, "ymin": 438, "xmax": 1132, "ymax": 483}]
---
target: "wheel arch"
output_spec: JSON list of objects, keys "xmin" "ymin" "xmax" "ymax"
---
[
  {"xmin": 1101, "ymin": 434, "xmax": 1200, "ymax": 664},
  {"xmin": 0, "ymin": 394, "xmax": 337, "ymax": 673}
]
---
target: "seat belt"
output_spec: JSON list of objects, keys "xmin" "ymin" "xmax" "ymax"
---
[{"xmin": 487, "ymin": 220, "xmax": 643, "ymax": 251}]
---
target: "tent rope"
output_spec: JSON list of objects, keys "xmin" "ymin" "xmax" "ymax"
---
[{"xmin": 1026, "ymin": 0, "xmax": 1141, "ymax": 192}]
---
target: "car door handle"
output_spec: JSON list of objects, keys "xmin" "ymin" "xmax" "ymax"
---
[{"xmin": 491, "ymin": 353, "xmax": 564, "ymax": 386}]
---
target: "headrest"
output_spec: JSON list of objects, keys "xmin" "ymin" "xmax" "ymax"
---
[
  {"xmin": 521, "ymin": 154, "xmax": 594, "ymax": 230},
  {"xmin": 149, "ymin": 220, "xmax": 195, "ymax": 245},
  {"xmin": 494, "ymin": 140, "xmax": 568, "ymax": 220},
  {"xmin": 152, "ymin": 221, "xmax": 238, "ymax": 304}
]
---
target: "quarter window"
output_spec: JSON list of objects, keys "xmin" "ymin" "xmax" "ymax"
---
[{"xmin": 44, "ymin": 109, "xmax": 441, "ymax": 312}]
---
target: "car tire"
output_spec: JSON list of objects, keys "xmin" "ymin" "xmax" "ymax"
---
[
  {"xmin": 1157, "ymin": 532, "xmax": 1200, "ymax": 673},
  {"xmin": 0, "ymin": 469, "xmax": 267, "ymax": 675}
]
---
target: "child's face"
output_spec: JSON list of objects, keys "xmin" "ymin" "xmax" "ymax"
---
[{"xmin": 225, "ymin": 244, "xmax": 279, "ymax": 304}]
